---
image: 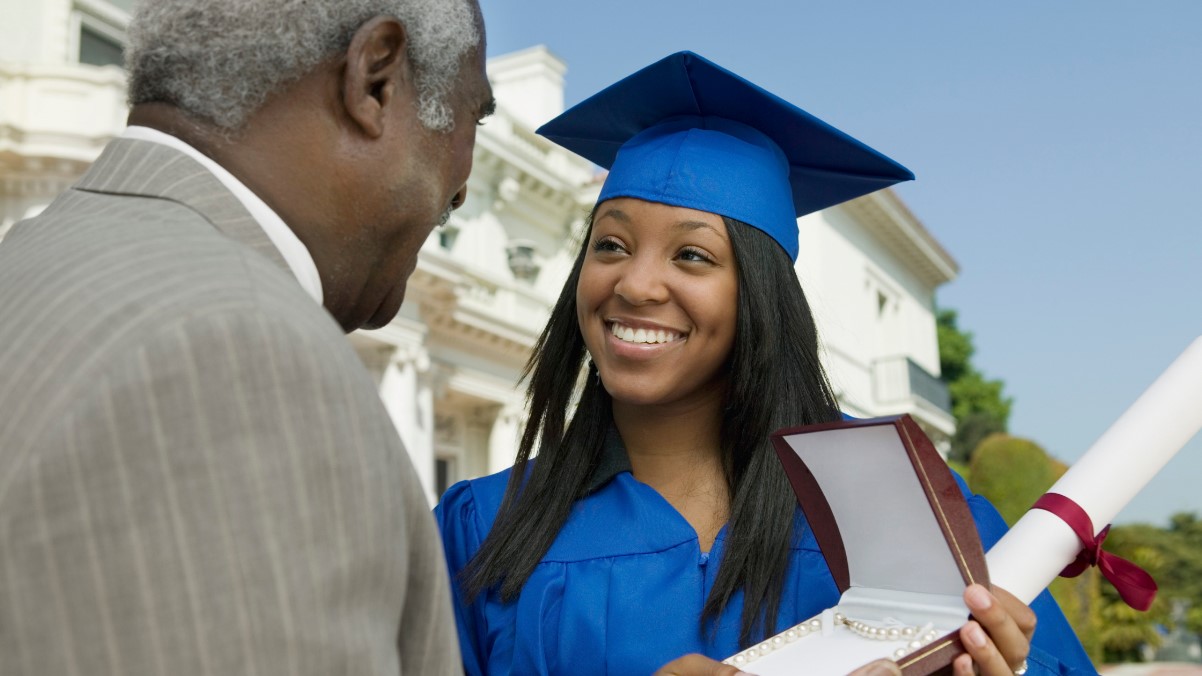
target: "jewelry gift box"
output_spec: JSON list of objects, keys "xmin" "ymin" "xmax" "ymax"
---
[{"xmin": 725, "ymin": 415, "xmax": 983, "ymax": 675}]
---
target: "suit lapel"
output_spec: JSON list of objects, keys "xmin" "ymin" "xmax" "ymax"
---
[{"xmin": 74, "ymin": 138, "xmax": 292, "ymax": 274}]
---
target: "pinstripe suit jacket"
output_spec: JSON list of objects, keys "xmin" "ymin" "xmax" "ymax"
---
[{"xmin": 0, "ymin": 139, "xmax": 462, "ymax": 675}]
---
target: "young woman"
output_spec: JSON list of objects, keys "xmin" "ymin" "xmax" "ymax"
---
[{"xmin": 436, "ymin": 52, "xmax": 1094, "ymax": 676}]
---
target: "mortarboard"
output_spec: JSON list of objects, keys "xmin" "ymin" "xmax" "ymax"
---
[{"xmin": 535, "ymin": 51, "xmax": 915, "ymax": 260}]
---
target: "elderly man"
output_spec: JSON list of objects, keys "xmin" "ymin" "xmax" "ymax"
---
[{"xmin": 0, "ymin": 1, "xmax": 493, "ymax": 674}]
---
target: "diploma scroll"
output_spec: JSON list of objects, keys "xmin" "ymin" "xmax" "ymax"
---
[{"xmin": 987, "ymin": 336, "xmax": 1202, "ymax": 605}]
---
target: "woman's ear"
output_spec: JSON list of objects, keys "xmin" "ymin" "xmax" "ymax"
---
[{"xmin": 341, "ymin": 16, "xmax": 410, "ymax": 138}]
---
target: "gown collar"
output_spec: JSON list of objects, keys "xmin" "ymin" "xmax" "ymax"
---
[{"xmin": 585, "ymin": 424, "xmax": 633, "ymax": 494}]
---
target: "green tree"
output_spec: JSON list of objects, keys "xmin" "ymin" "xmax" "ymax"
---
[
  {"xmin": 1072, "ymin": 513, "xmax": 1202, "ymax": 663},
  {"xmin": 1162, "ymin": 513, "xmax": 1202, "ymax": 636},
  {"xmin": 968, "ymin": 435, "xmax": 1104, "ymax": 661},
  {"xmin": 950, "ymin": 412, "xmax": 1006, "ymax": 466},
  {"xmin": 1095, "ymin": 524, "xmax": 1171, "ymax": 662},
  {"xmin": 937, "ymin": 309, "xmax": 1013, "ymax": 462},
  {"xmin": 1099, "ymin": 598, "xmax": 1163, "ymax": 662},
  {"xmin": 967, "ymin": 435, "xmax": 1056, "ymax": 525}
]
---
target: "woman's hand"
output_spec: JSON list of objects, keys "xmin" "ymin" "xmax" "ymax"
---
[
  {"xmin": 654, "ymin": 587, "xmax": 1035, "ymax": 676},
  {"xmin": 954, "ymin": 584, "xmax": 1036, "ymax": 675},
  {"xmin": 652, "ymin": 653, "xmax": 747, "ymax": 676},
  {"xmin": 653, "ymin": 654, "xmax": 903, "ymax": 676}
]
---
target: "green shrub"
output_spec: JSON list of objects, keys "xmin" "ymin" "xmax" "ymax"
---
[{"xmin": 967, "ymin": 434, "xmax": 1061, "ymax": 526}]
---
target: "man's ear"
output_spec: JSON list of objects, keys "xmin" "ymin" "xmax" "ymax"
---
[{"xmin": 343, "ymin": 16, "xmax": 410, "ymax": 138}]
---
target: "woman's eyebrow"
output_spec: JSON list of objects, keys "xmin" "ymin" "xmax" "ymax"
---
[
  {"xmin": 596, "ymin": 207, "xmax": 631, "ymax": 224},
  {"xmin": 595, "ymin": 209, "xmax": 720, "ymax": 236},
  {"xmin": 674, "ymin": 220, "xmax": 722, "ymax": 235}
]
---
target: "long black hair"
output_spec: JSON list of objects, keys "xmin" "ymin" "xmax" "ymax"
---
[{"xmin": 461, "ymin": 211, "xmax": 841, "ymax": 648}]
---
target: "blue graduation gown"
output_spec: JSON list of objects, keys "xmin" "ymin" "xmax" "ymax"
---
[{"xmin": 436, "ymin": 445, "xmax": 1097, "ymax": 676}]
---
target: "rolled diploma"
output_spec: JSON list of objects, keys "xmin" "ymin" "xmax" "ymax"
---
[{"xmin": 986, "ymin": 336, "xmax": 1202, "ymax": 604}]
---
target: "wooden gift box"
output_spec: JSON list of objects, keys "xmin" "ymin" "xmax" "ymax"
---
[{"xmin": 725, "ymin": 415, "xmax": 983, "ymax": 675}]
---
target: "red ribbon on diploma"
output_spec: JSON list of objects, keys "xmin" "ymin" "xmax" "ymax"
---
[{"xmin": 1032, "ymin": 493, "xmax": 1158, "ymax": 611}]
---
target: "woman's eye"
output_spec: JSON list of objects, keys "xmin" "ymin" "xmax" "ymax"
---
[
  {"xmin": 592, "ymin": 237, "xmax": 626, "ymax": 254},
  {"xmin": 677, "ymin": 247, "xmax": 714, "ymax": 264}
]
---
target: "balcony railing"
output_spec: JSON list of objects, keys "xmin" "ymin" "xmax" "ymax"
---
[{"xmin": 872, "ymin": 356, "xmax": 952, "ymax": 414}]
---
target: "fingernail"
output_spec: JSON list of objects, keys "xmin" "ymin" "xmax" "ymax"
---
[
  {"xmin": 967, "ymin": 623, "xmax": 988, "ymax": 648},
  {"xmin": 966, "ymin": 584, "xmax": 992, "ymax": 611}
]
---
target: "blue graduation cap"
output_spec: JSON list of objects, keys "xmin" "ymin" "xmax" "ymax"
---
[{"xmin": 535, "ymin": 51, "xmax": 914, "ymax": 260}]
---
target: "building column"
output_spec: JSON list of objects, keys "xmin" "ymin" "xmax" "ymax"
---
[
  {"xmin": 488, "ymin": 400, "xmax": 525, "ymax": 475},
  {"xmin": 378, "ymin": 343, "xmax": 438, "ymax": 505}
]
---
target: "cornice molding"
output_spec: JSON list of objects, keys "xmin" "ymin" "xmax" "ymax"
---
[
  {"xmin": 75, "ymin": 0, "xmax": 132, "ymax": 29},
  {"xmin": 406, "ymin": 255, "xmax": 546, "ymax": 364},
  {"xmin": 476, "ymin": 108, "xmax": 594, "ymax": 194},
  {"xmin": 837, "ymin": 189, "xmax": 959, "ymax": 288},
  {"xmin": 0, "ymin": 62, "xmax": 127, "ymax": 165}
]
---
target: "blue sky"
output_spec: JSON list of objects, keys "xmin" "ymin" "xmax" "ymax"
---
[{"xmin": 479, "ymin": 1, "xmax": 1202, "ymax": 526}]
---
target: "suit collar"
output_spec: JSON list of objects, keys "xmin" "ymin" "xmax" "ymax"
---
[{"xmin": 75, "ymin": 137, "xmax": 292, "ymax": 276}]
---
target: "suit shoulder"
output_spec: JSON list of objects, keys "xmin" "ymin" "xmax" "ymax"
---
[
  {"xmin": 0, "ymin": 190, "xmax": 355, "ymax": 459},
  {"xmin": 0, "ymin": 187, "xmax": 334, "ymax": 344}
]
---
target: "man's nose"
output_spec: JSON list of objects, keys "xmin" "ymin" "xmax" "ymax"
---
[{"xmin": 450, "ymin": 184, "xmax": 468, "ymax": 210}]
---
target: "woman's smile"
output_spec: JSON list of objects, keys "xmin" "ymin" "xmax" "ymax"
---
[
  {"xmin": 577, "ymin": 198, "xmax": 737, "ymax": 408},
  {"xmin": 605, "ymin": 319, "xmax": 686, "ymax": 355},
  {"xmin": 608, "ymin": 320, "xmax": 683, "ymax": 345}
]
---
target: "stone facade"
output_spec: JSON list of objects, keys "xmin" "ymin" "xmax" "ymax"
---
[{"xmin": 0, "ymin": 11, "xmax": 957, "ymax": 505}]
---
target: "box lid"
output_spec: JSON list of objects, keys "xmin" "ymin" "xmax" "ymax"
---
[
  {"xmin": 773, "ymin": 415, "xmax": 988, "ymax": 595},
  {"xmin": 764, "ymin": 414, "xmax": 989, "ymax": 673}
]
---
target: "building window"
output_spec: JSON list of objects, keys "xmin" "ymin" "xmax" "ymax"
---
[
  {"xmin": 79, "ymin": 25, "xmax": 123, "ymax": 67},
  {"xmin": 435, "ymin": 455, "xmax": 457, "ymax": 498},
  {"xmin": 439, "ymin": 225, "xmax": 459, "ymax": 251},
  {"xmin": 73, "ymin": 0, "xmax": 130, "ymax": 68},
  {"xmin": 506, "ymin": 240, "xmax": 540, "ymax": 282}
]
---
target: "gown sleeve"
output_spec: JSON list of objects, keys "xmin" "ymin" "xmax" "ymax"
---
[
  {"xmin": 434, "ymin": 480, "xmax": 490, "ymax": 676},
  {"xmin": 957, "ymin": 474, "xmax": 1098, "ymax": 675}
]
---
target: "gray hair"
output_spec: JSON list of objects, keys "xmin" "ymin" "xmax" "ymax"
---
[{"xmin": 125, "ymin": 0, "xmax": 481, "ymax": 133}]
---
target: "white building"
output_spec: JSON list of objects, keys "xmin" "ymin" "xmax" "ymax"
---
[
  {"xmin": 0, "ymin": 0, "xmax": 129, "ymax": 238},
  {"xmin": 0, "ymin": 5, "xmax": 957, "ymax": 505}
]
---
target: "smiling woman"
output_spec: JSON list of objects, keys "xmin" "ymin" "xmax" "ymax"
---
[
  {"xmin": 433, "ymin": 52, "xmax": 1095, "ymax": 676},
  {"xmin": 577, "ymin": 199, "xmax": 738, "ymax": 416}
]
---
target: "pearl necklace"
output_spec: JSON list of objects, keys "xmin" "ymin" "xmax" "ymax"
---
[
  {"xmin": 725, "ymin": 618, "xmax": 823, "ymax": 667},
  {"xmin": 724, "ymin": 610, "xmax": 943, "ymax": 667},
  {"xmin": 835, "ymin": 612, "xmax": 943, "ymax": 659}
]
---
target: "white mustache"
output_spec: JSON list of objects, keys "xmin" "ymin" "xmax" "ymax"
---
[{"xmin": 435, "ymin": 204, "xmax": 454, "ymax": 228}]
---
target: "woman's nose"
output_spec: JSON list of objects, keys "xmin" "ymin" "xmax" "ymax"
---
[{"xmin": 613, "ymin": 257, "xmax": 669, "ymax": 306}]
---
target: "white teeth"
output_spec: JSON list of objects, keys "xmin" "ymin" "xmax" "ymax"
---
[{"xmin": 610, "ymin": 323, "xmax": 680, "ymax": 344}]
